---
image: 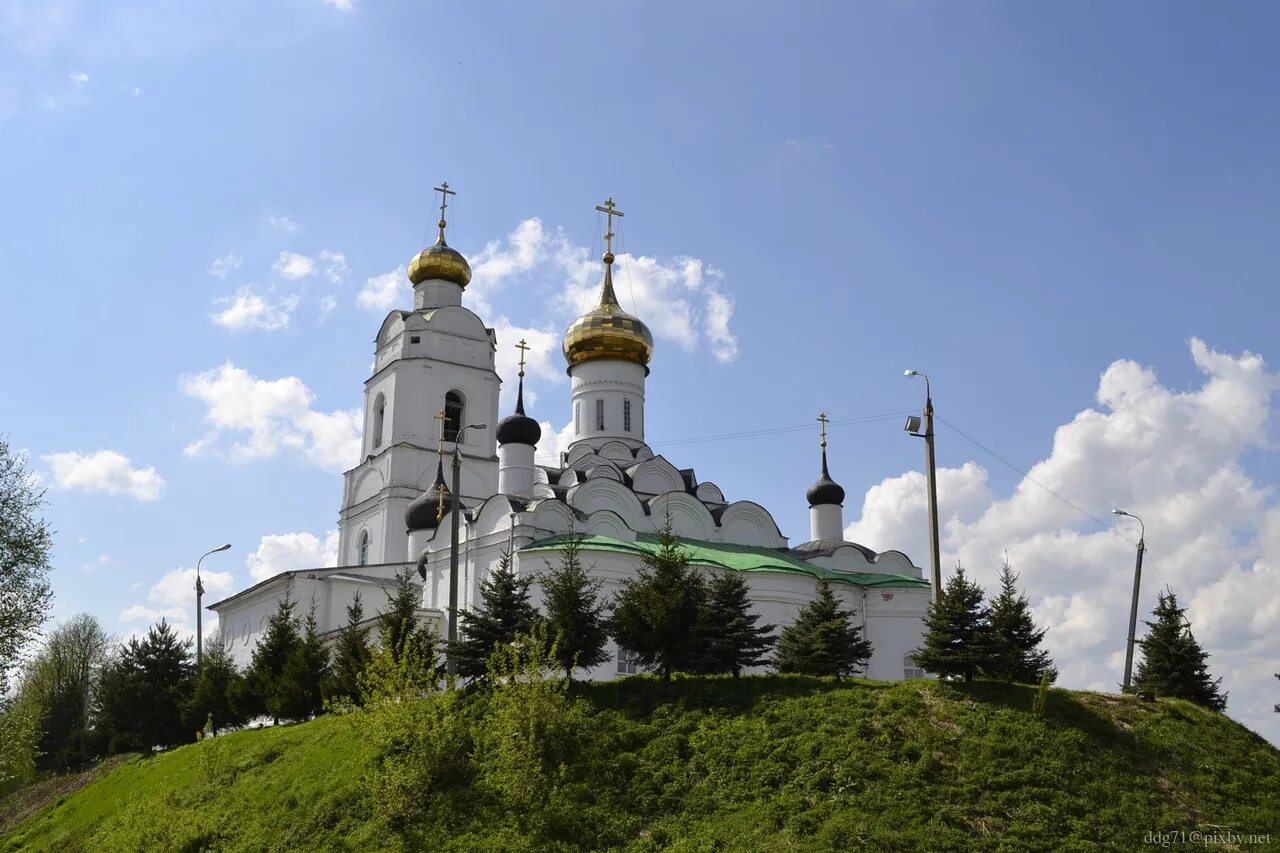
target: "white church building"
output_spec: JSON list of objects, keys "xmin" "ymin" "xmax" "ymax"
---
[{"xmin": 209, "ymin": 193, "xmax": 931, "ymax": 681}]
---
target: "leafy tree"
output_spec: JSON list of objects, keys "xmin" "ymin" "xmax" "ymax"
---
[
  {"xmin": 1134, "ymin": 588, "xmax": 1227, "ymax": 712},
  {"xmin": 448, "ymin": 551, "xmax": 540, "ymax": 681},
  {"xmin": 329, "ymin": 590, "xmax": 372, "ymax": 704},
  {"xmin": 987, "ymin": 556, "xmax": 1057, "ymax": 685},
  {"xmin": 774, "ymin": 580, "xmax": 870, "ymax": 678},
  {"xmin": 18, "ymin": 613, "xmax": 110, "ymax": 769},
  {"xmin": 540, "ymin": 531, "xmax": 610, "ymax": 684},
  {"xmin": 187, "ymin": 632, "xmax": 247, "ymax": 735},
  {"xmin": 609, "ymin": 519, "xmax": 706, "ymax": 680},
  {"xmin": 912, "ymin": 565, "xmax": 994, "ymax": 683},
  {"xmin": 284, "ymin": 599, "xmax": 331, "ymax": 719},
  {"xmin": 697, "ymin": 570, "xmax": 776, "ymax": 677},
  {"xmin": 0, "ymin": 695, "xmax": 42, "ymax": 790},
  {"xmin": 0, "ymin": 439, "xmax": 54, "ymax": 700},
  {"xmin": 248, "ymin": 593, "xmax": 302, "ymax": 724}
]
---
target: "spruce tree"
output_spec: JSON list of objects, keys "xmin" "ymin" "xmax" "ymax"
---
[
  {"xmin": 361, "ymin": 565, "xmax": 438, "ymax": 699},
  {"xmin": 699, "ymin": 570, "xmax": 776, "ymax": 677},
  {"xmin": 540, "ymin": 532, "xmax": 610, "ymax": 683},
  {"xmin": 447, "ymin": 552, "xmax": 540, "ymax": 681},
  {"xmin": 774, "ymin": 580, "xmax": 871, "ymax": 678},
  {"xmin": 610, "ymin": 519, "xmax": 706, "ymax": 680},
  {"xmin": 1134, "ymin": 588, "xmax": 1227, "ymax": 711},
  {"xmin": 378, "ymin": 565, "xmax": 422, "ymax": 664},
  {"xmin": 912, "ymin": 565, "xmax": 994, "ymax": 683},
  {"xmin": 187, "ymin": 632, "xmax": 247, "ymax": 735},
  {"xmin": 132, "ymin": 620, "xmax": 196, "ymax": 747},
  {"xmin": 249, "ymin": 592, "xmax": 301, "ymax": 724},
  {"xmin": 987, "ymin": 557, "xmax": 1057, "ymax": 685},
  {"xmin": 329, "ymin": 590, "xmax": 372, "ymax": 704},
  {"xmin": 284, "ymin": 599, "xmax": 331, "ymax": 719}
]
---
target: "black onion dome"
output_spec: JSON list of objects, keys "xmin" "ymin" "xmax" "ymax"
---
[
  {"xmin": 406, "ymin": 458, "xmax": 452, "ymax": 531},
  {"xmin": 806, "ymin": 449, "xmax": 845, "ymax": 507},
  {"xmin": 496, "ymin": 378, "xmax": 541, "ymax": 446}
]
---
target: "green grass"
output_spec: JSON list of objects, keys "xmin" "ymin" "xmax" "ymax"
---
[{"xmin": 4, "ymin": 677, "xmax": 1278, "ymax": 852}]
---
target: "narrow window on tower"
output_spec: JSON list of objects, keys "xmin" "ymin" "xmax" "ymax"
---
[
  {"xmin": 372, "ymin": 393, "xmax": 386, "ymax": 450},
  {"xmin": 444, "ymin": 391, "xmax": 464, "ymax": 442},
  {"xmin": 358, "ymin": 530, "xmax": 370, "ymax": 566},
  {"xmin": 623, "ymin": 399, "xmax": 632, "ymax": 432},
  {"xmin": 574, "ymin": 401, "xmax": 581, "ymax": 433},
  {"xmin": 595, "ymin": 398, "xmax": 605, "ymax": 431}
]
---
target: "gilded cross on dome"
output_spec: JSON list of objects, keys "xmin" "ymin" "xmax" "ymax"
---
[
  {"xmin": 433, "ymin": 409, "xmax": 448, "ymax": 520},
  {"xmin": 516, "ymin": 338, "xmax": 530, "ymax": 379},
  {"xmin": 595, "ymin": 197, "xmax": 624, "ymax": 257},
  {"xmin": 434, "ymin": 181, "xmax": 456, "ymax": 239},
  {"xmin": 818, "ymin": 412, "xmax": 830, "ymax": 449}
]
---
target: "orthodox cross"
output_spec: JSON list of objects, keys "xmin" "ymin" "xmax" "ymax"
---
[
  {"xmin": 434, "ymin": 409, "xmax": 448, "ymax": 520},
  {"xmin": 434, "ymin": 181, "xmax": 456, "ymax": 237},
  {"xmin": 515, "ymin": 338, "xmax": 530, "ymax": 379},
  {"xmin": 817, "ymin": 412, "xmax": 830, "ymax": 449},
  {"xmin": 595, "ymin": 197, "xmax": 624, "ymax": 256}
]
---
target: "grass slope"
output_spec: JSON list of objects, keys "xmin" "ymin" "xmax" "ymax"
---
[{"xmin": 4, "ymin": 677, "xmax": 1278, "ymax": 852}]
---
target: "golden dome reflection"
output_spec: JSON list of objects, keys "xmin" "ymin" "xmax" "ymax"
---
[
  {"xmin": 408, "ymin": 227, "xmax": 472, "ymax": 288},
  {"xmin": 562, "ymin": 256, "xmax": 653, "ymax": 369}
]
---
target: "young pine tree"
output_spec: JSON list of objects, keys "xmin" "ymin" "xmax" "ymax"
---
[
  {"xmin": 912, "ymin": 565, "xmax": 994, "ymax": 683},
  {"xmin": 361, "ymin": 567, "xmax": 438, "ymax": 701},
  {"xmin": 133, "ymin": 619, "xmax": 196, "ymax": 747},
  {"xmin": 379, "ymin": 566, "xmax": 424, "ymax": 665},
  {"xmin": 283, "ymin": 599, "xmax": 331, "ymax": 719},
  {"xmin": 610, "ymin": 519, "xmax": 707, "ymax": 680},
  {"xmin": 187, "ymin": 632, "xmax": 247, "ymax": 735},
  {"xmin": 775, "ymin": 580, "xmax": 871, "ymax": 678},
  {"xmin": 447, "ymin": 552, "xmax": 540, "ymax": 682},
  {"xmin": 987, "ymin": 557, "xmax": 1057, "ymax": 685},
  {"xmin": 249, "ymin": 593, "xmax": 301, "ymax": 725},
  {"xmin": 699, "ymin": 570, "xmax": 776, "ymax": 677},
  {"xmin": 540, "ymin": 531, "xmax": 610, "ymax": 684},
  {"xmin": 329, "ymin": 590, "xmax": 372, "ymax": 704},
  {"xmin": 1134, "ymin": 588, "xmax": 1227, "ymax": 711}
]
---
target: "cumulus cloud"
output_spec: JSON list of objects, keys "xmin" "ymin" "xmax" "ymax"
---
[
  {"xmin": 843, "ymin": 338, "xmax": 1280, "ymax": 743},
  {"xmin": 211, "ymin": 287, "xmax": 299, "ymax": 332},
  {"xmin": 245, "ymin": 530, "xmax": 339, "ymax": 582},
  {"xmin": 118, "ymin": 564, "xmax": 234, "ymax": 642},
  {"xmin": 209, "ymin": 253, "xmax": 243, "ymax": 278},
  {"xmin": 268, "ymin": 215, "xmax": 299, "ymax": 234},
  {"xmin": 181, "ymin": 362, "xmax": 361, "ymax": 472},
  {"xmin": 273, "ymin": 251, "xmax": 315, "ymax": 280},
  {"xmin": 323, "ymin": 0, "xmax": 355, "ymax": 9},
  {"xmin": 319, "ymin": 249, "xmax": 348, "ymax": 283},
  {"xmin": 356, "ymin": 267, "xmax": 407, "ymax": 312},
  {"xmin": 491, "ymin": 319, "xmax": 564, "ymax": 409},
  {"xmin": 43, "ymin": 450, "xmax": 164, "ymax": 501}
]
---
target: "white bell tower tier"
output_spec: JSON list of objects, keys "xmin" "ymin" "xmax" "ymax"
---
[
  {"xmin": 562, "ymin": 198, "xmax": 654, "ymax": 454},
  {"xmin": 336, "ymin": 183, "xmax": 500, "ymax": 568}
]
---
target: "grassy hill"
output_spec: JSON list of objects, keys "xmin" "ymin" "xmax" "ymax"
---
[{"xmin": 3, "ymin": 677, "xmax": 1278, "ymax": 852}]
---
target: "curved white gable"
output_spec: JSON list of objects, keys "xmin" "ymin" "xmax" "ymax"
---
[
  {"xmin": 718, "ymin": 501, "xmax": 786, "ymax": 548},
  {"xmin": 471, "ymin": 494, "xmax": 519, "ymax": 538},
  {"xmin": 531, "ymin": 482, "xmax": 557, "ymax": 499},
  {"xmin": 598, "ymin": 441, "xmax": 635, "ymax": 464},
  {"xmin": 630, "ymin": 455, "xmax": 685, "ymax": 496},
  {"xmin": 351, "ymin": 467, "xmax": 386, "ymax": 505},
  {"xmin": 870, "ymin": 549, "xmax": 920, "ymax": 578},
  {"xmin": 566, "ymin": 479, "xmax": 646, "ymax": 528},
  {"xmin": 582, "ymin": 509, "xmax": 637, "ymax": 541},
  {"xmin": 565, "ymin": 444, "xmax": 596, "ymax": 468},
  {"xmin": 421, "ymin": 304, "xmax": 490, "ymax": 340},
  {"xmin": 695, "ymin": 481, "xmax": 725, "ymax": 504},
  {"xmin": 584, "ymin": 462, "xmax": 623, "ymax": 482},
  {"xmin": 377, "ymin": 312, "xmax": 405, "ymax": 346},
  {"xmin": 646, "ymin": 491, "xmax": 717, "ymax": 540},
  {"xmin": 527, "ymin": 499, "xmax": 576, "ymax": 535}
]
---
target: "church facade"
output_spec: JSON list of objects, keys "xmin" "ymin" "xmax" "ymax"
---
[{"xmin": 209, "ymin": 193, "xmax": 931, "ymax": 681}]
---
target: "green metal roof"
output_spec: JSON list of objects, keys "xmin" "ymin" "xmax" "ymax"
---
[{"xmin": 520, "ymin": 533, "xmax": 930, "ymax": 589}]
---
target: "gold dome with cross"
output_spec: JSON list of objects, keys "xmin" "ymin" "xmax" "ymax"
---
[{"xmin": 408, "ymin": 181, "xmax": 472, "ymax": 288}]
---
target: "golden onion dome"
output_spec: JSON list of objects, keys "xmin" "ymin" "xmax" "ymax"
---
[
  {"xmin": 408, "ymin": 219, "xmax": 472, "ymax": 288},
  {"xmin": 563, "ymin": 252, "xmax": 654, "ymax": 369}
]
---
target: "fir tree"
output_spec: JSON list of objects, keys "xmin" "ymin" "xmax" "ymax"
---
[
  {"xmin": 361, "ymin": 566, "xmax": 438, "ymax": 699},
  {"xmin": 187, "ymin": 632, "xmax": 247, "ymax": 735},
  {"xmin": 97, "ymin": 619, "xmax": 195, "ymax": 750},
  {"xmin": 698, "ymin": 570, "xmax": 776, "ymax": 677},
  {"xmin": 540, "ymin": 531, "xmax": 610, "ymax": 684},
  {"xmin": 248, "ymin": 592, "xmax": 301, "ymax": 724},
  {"xmin": 1134, "ymin": 588, "xmax": 1227, "ymax": 711},
  {"xmin": 379, "ymin": 565, "xmax": 423, "ymax": 665},
  {"xmin": 609, "ymin": 518, "xmax": 706, "ymax": 680},
  {"xmin": 987, "ymin": 556, "xmax": 1057, "ymax": 685},
  {"xmin": 774, "ymin": 580, "xmax": 871, "ymax": 678},
  {"xmin": 912, "ymin": 565, "xmax": 994, "ymax": 683},
  {"xmin": 284, "ymin": 599, "xmax": 331, "ymax": 719},
  {"xmin": 329, "ymin": 590, "xmax": 372, "ymax": 704},
  {"xmin": 447, "ymin": 552, "xmax": 540, "ymax": 682}
]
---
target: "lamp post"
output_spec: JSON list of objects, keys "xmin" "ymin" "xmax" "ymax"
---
[
  {"xmin": 1113, "ymin": 508, "xmax": 1146, "ymax": 692},
  {"xmin": 904, "ymin": 370, "xmax": 942, "ymax": 605},
  {"xmin": 195, "ymin": 543, "xmax": 231, "ymax": 667},
  {"xmin": 447, "ymin": 423, "xmax": 486, "ymax": 674}
]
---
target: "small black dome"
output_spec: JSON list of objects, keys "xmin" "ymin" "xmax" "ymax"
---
[
  {"xmin": 406, "ymin": 460, "xmax": 452, "ymax": 531},
  {"xmin": 806, "ymin": 449, "xmax": 845, "ymax": 507},
  {"xmin": 497, "ymin": 412, "xmax": 541, "ymax": 446}
]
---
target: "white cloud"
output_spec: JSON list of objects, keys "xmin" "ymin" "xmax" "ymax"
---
[
  {"xmin": 356, "ymin": 267, "xmax": 407, "ymax": 312},
  {"xmin": 268, "ymin": 215, "xmax": 299, "ymax": 234},
  {"xmin": 68, "ymin": 72, "xmax": 88, "ymax": 88},
  {"xmin": 273, "ymin": 251, "xmax": 315, "ymax": 280},
  {"xmin": 149, "ymin": 566, "xmax": 235, "ymax": 609},
  {"xmin": 211, "ymin": 287, "xmax": 299, "ymax": 332},
  {"xmin": 209, "ymin": 253, "xmax": 243, "ymax": 278},
  {"xmin": 843, "ymin": 338, "xmax": 1280, "ymax": 743},
  {"xmin": 246, "ymin": 530, "xmax": 338, "ymax": 582},
  {"xmin": 43, "ymin": 450, "xmax": 164, "ymax": 501},
  {"xmin": 784, "ymin": 138, "xmax": 835, "ymax": 156},
  {"xmin": 491, "ymin": 319, "xmax": 564, "ymax": 410},
  {"xmin": 319, "ymin": 249, "xmax": 348, "ymax": 283},
  {"xmin": 181, "ymin": 362, "xmax": 361, "ymax": 472},
  {"xmin": 323, "ymin": 0, "xmax": 355, "ymax": 10},
  {"xmin": 318, "ymin": 293, "xmax": 337, "ymax": 319},
  {"xmin": 534, "ymin": 419, "xmax": 576, "ymax": 466}
]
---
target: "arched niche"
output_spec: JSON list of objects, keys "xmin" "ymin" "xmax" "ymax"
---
[
  {"xmin": 717, "ymin": 501, "xmax": 786, "ymax": 548},
  {"xmin": 582, "ymin": 509, "xmax": 636, "ymax": 541},
  {"xmin": 695, "ymin": 481, "xmax": 725, "ymax": 504},
  {"xmin": 566, "ymin": 479, "xmax": 646, "ymax": 528},
  {"xmin": 629, "ymin": 456, "xmax": 685, "ymax": 496},
  {"xmin": 351, "ymin": 467, "xmax": 386, "ymax": 505},
  {"xmin": 646, "ymin": 491, "xmax": 716, "ymax": 540}
]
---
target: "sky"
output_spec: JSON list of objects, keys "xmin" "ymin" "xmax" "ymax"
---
[{"xmin": 2, "ymin": 1, "xmax": 1279, "ymax": 742}]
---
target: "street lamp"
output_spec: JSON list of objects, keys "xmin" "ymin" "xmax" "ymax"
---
[
  {"xmin": 446, "ymin": 423, "xmax": 486, "ymax": 673},
  {"xmin": 1112, "ymin": 508, "xmax": 1146, "ymax": 692},
  {"xmin": 196, "ymin": 543, "xmax": 231, "ymax": 667},
  {"xmin": 904, "ymin": 369, "xmax": 942, "ymax": 605}
]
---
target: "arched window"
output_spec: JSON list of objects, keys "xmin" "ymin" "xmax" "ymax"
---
[
  {"xmin": 372, "ymin": 394, "xmax": 386, "ymax": 451},
  {"xmin": 444, "ymin": 391, "xmax": 464, "ymax": 442},
  {"xmin": 358, "ymin": 530, "xmax": 370, "ymax": 566}
]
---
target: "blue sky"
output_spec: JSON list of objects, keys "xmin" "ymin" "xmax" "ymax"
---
[{"xmin": 3, "ymin": 2, "xmax": 1279, "ymax": 741}]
